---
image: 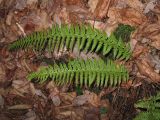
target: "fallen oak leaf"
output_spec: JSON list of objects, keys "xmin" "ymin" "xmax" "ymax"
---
[{"xmin": 136, "ymin": 59, "xmax": 160, "ymax": 82}]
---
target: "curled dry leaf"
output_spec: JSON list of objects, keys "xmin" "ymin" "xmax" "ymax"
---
[
  {"xmin": 25, "ymin": 110, "xmax": 37, "ymax": 120},
  {"xmin": 132, "ymin": 43, "xmax": 149, "ymax": 58},
  {"xmin": 8, "ymin": 104, "xmax": 32, "ymax": 110},
  {"xmin": 88, "ymin": 0, "xmax": 99, "ymax": 13},
  {"xmin": 0, "ymin": 63, "xmax": 6, "ymax": 83},
  {"xmin": 47, "ymin": 81, "xmax": 61, "ymax": 106},
  {"xmin": 26, "ymin": 0, "xmax": 38, "ymax": 7},
  {"xmin": 125, "ymin": 0, "xmax": 144, "ymax": 11},
  {"xmin": 108, "ymin": 7, "xmax": 146, "ymax": 26},
  {"xmin": 94, "ymin": 0, "xmax": 112, "ymax": 19},
  {"xmin": 73, "ymin": 90, "xmax": 100, "ymax": 107},
  {"xmin": 56, "ymin": 111, "xmax": 77, "ymax": 120},
  {"xmin": 136, "ymin": 59, "xmax": 160, "ymax": 82},
  {"xmin": 137, "ymin": 23, "xmax": 160, "ymax": 50},
  {"xmin": 63, "ymin": 0, "xmax": 84, "ymax": 6},
  {"xmin": 144, "ymin": 0, "xmax": 157, "ymax": 13},
  {"xmin": 12, "ymin": 79, "xmax": 31, "ymax": 94},
  {"xmin": 84, "ymin": 107, "xmax": 100, "ymax": 120},
  {"xmin": 60, "ymin": 92, "xmax": 76, "ymax": 104}
]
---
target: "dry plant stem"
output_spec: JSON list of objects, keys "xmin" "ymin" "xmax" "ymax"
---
[{"xmin": 16, "ymin": 23, "xmax": 26, "ymax": 36}]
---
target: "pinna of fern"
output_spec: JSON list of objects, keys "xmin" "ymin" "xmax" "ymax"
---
[
  {"xmin": 9, "ymin": 24, "xmax": 131, "ymax": 60},
  {"xmin": 27, "ymin": 59, "xmax": 129, "ymax": 87}
]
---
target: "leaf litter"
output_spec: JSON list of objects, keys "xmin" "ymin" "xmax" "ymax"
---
[{"xmin": 0, "ymin": 0, "xmax": 160, "ymax": 120}]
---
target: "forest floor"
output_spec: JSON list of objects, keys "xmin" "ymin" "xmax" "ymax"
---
[{"xmin": 0, "ymin": 0, "xmax": 160, "ymax": 120}]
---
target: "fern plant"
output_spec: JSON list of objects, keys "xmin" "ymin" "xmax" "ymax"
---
[
  {"xmin": 134, "ymin": 92, "xmax": 160, "ymax": 120},
  {"xmin": 9, "ymin": 24, "xmax": 131, "ymax": 60},
  {"xmin": 28, "ymin": 59, "xmax": 129, "ymax": 87},
  {"xmin": 114, "ymin": 24, "xmax": 135, "ymax": 42}
]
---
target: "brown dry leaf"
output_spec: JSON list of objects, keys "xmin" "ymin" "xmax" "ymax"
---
[
  {"xmin": 125, "ymin": 0, "xmax": 144, "ymax": 11},
  {"xmin": 26, "ymin": 0, "xmax": 38, "ymax": 7},
  {"xmin": 144, "ymin": 0, "xmax": 157, "ymax": 13},
  {"xmin": 8, "ymin": 104, "xmax": 32, "ymax": 110},
  {"xmin": 63, "ymin": 0, "xmax": 84, "ymax": 6},
  {"xmin": 60, "ymin": 92, "xmax": 76, "ymax": 104},
  {"xmin": 73, "ymin": 90, "xmax": 100, "ymax": 107},
  {"xmin": 88, "ymin": 0, "xmax": 99, "ymax": 13},
  {"xmin": 108, "ymin": 7, "xmax": 146, "ymax": 26},
  {"xmin": 94, "ymin": 0, "xmax": 113, "ymax": 19},
  {"xmin": 47, "ymin": 81, "xmax": 61, "ymax": 106},
  {"xmin": 0, "ymin": 63, "xmax": 6, "ymax": 83},
  {"xmin": 138, "ymin": 23, "xmax": 160, "ymax": 50},
  {"xmin": 132, "ymin": 43, "xmax": 149, "ymax": 58},
  {"xmin": 136, "ymin": 59, "xmax": 160, "ymax": 82},
  {"xmin": 84, "ymin": 107, "xmax": 100, "ymax": 120},
  {"xmin": 56, "ymin": 111, "xmax": 77, "ymax": 120},
  {"xmin": 12, "ymin": 79, "xmax": 32, "ymax": 95}
]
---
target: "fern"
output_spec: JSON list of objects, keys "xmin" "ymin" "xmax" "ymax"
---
[
  {"xmin": 134, "ymin": 92, "xmax": 160, "ymax": 120},
  {"xmin": 9, "ymin": 24, "xmax": 131, "ymax": 60},
  {"xmin": 28, "ymin": 59, "xmax": 129, "ymax": 87},
  {"xmin": 114, "ymin": 24, "xmax": 135, "ymax": 42}
]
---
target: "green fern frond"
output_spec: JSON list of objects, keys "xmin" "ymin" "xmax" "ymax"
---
[
  {"xmin": 114, "ymin": 24, "xmax": 135, "ymax": 42},
  {"xmin": 27, "ymin": 59, "xmax": 129, "ymax": 87},
  {"xmin": 9, "ymin": 24, "xmax": 131, "ymax": 60},
  {"xmin": 134, "ymin": 92, "xmax": 160, "ymax": 120}
]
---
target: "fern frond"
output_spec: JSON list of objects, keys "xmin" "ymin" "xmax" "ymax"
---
[
  {"xmin": 134, "ymin": 92, "xmax": 160, "ymax": 120},
  {"xmin": 9, "ymin": 24, "xmax": 131, "ymax": 60},
  {"xmin": 27, "ymin": 59, "xmax": 129, "ymax": 87},
  {"xmin": 114, "ymin": 24, "xmax": 135, "ymax": 42}
]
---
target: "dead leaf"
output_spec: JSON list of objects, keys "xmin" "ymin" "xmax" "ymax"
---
[
  {"xmin": 35, "ymin": 89, "xmax": 47, "ymax": 100},
  {"xmin": 136, "ymin": 59, "xmax": 160, "ymax": 82},
  {"xmin": 15, "ymin": 0, "xmax": 26, "ymax": 10},
  {"xmin": 0, "ymin": 63, "xmax": 6, "ymax": 83},
  {"xmin": 0, "ymin": 95, "xmax": 4, "ymax": 109},
  {"xmin": 63, "ymin": 0, "xmax": 84, "ymax": 6},
  {"xmin": 25, "ymin": 110, "xmax": 37, "ymax": 120},
  {"xmin": 47, "ymin": 81, "xmax": 61, "ymax": 106},
  {"xmin": 8, "ymin": 104, "xmax": 32, "ymax": 110},
  {"xmin": 132, "ymin": 43, "xmax": 149, "ymax": 58},
  {"xmin": 108, "ymin": 7, "xmax": 146, "ymax": 26},
  {"xmin": 94, "ymin": 0, "xmax": 113, "ymax": 19},
  {"xmin": 12, "ymin": 79, "xmax": 35, "ymax": 95},
  {"xmin": 73, "ymin": 90, "xmax": 100, "ymax": 107},
  {"xmin": 6, "ymin": 11, "xmax": 14, "ymax": 26},
  {"xmin": 137, "ymin": 23, "xmax": 160, "ymax": 50},
  {"xmin": 84, "ymin": 107, "xmax": 100, "ymax": 120},
  {"xmin": 125, "ymin": 0, "xmax": 144, "ymax": 11},
  {"xmin": 88, "ymin": 0, "xmax": 99, "ymax": 13},
  {"xmin": 144, "ymin": 0, "xmax": 157, "ymax": 13},
  {"xmin": 60, "ymin": 92, "xmax": 76, "ymax": 104},
  {"xmin": 26, "ymin": 0, "xmax": 38, "ymax": 7}
]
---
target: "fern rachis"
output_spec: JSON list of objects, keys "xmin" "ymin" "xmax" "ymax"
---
[
  {"xmin": 28, "ymin": 59, "xmax": 129, "ymax": 87},
  {"xmin": 9, "ymin": 24, "xmax": 131, "ymax": 60}
]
